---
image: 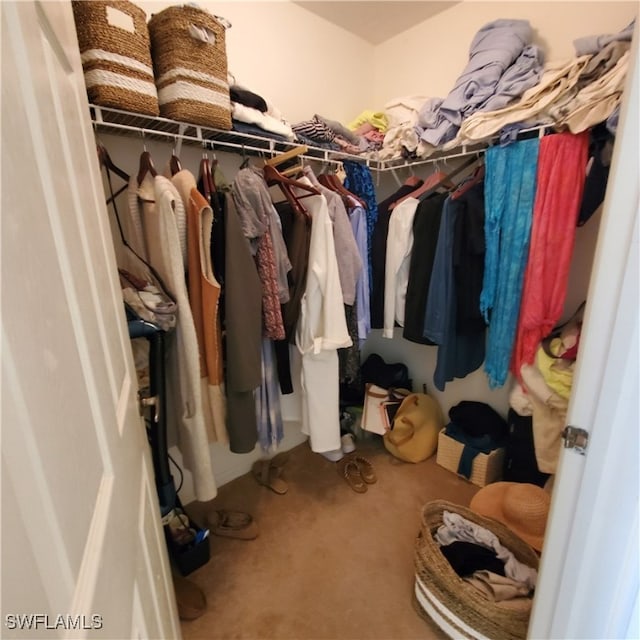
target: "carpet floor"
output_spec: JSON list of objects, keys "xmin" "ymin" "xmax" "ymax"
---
[{"xmin": 181, "ymin": 437, "xmax": 479, "ymax": 640}]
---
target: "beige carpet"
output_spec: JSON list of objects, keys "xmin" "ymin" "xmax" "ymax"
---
[{"xmin": 181, "ymin": 438, "xmax": 479, "ymax": 640}]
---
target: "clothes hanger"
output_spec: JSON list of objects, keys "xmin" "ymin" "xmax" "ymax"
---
[
  {"xmin": 198, "ymin": 147, "xmax": 215, "ymax": 203},
  {"xmin": 264, "ymin": 145, "xmax": 309, "ymax": 169},
  {"xmin": 239, "ymin": 144, "xmax": 251, "ymax": 169},
  {"xmin": 450, "ymin": 162, "xmax": 485, "ymax": 200},
  {"xmin": 263, "ymin": 163, "xmax": 320, "ymax": 218},
  {"xmin": 137, "ymin": 132, "xmax": 157, "ymax": 186},
  {"xmin": 96, "ymin": 143, "xmax": 130, "ymax": 204},
  {"xmin": 263, "ymin": 164, "xmax": 320, "ymax": 196},
  {"xmin": 319, "ymin": 170, "xmax": 367, "ymax": 208},
  {"xmin": 390, "ymin": 166, "xmax": 453, "ymax": 209},
  {"xmin": 403, "ymin": 165, "xmax": 422, "ymax": 187},
  {"xmin": 169, "ymin": 138, "xmax": 182, "ymax": 176},
  {"xmin": 97, "ymin": 143, "xmax": 129, "ymax": 182},
  {"xmin": 281, "ymin": 156, "xmax": 305, "ymax": 177},
  {"xmin": 415, "ymin": 155, "xmax": 480, "ymax": 203}
]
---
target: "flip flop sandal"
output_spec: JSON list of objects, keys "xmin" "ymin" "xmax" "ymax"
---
[
  {"xmin": 354, "ymin": 456, "xmax": 377, "ymax": 484},
  {"xmin": 252, "ymin": 460, "xmax": 288, "ymax": 495},
  {"xmin": 340, "ymin": 459, "xmax": 367, "ymax": 493},
  {"xmin": 207, "ymin": 509, "xmax": 259, "ymax": 540}
]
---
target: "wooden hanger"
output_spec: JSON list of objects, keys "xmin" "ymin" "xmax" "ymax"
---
[
  {"xmin": 264, "ymin": 163, "xmax": 320, "ymax": 218},
  {"xmin": 198, "ymin": 154, "xmax": 217, "ymax": 203},
  {"xmin": 282, "ymin": 162, "xmax": 304, "ymax": 177},
  {"xmin": 318, "ymin": 172, "xmax": 366, "ymax": 208},
  {"xmin": 169, "ymin": 151, "xmax": 182, "ymax": 176},
  {"xmin": 451, "ymin": 163, "xmax": 485, "ymax": 200},
  {"xmin": 263, "ymin": 164, "xmax": 320, "ymax": 196},
  {"xmin": 264, "ymin": 145, "xmax": 309, "ymax": 169},
  {"xmin": 390, "ymin": 169, "xmax": 453, "ymax": 209},
  {"xmin": 404, "ymin": 175, "xmax": 422, "ymax": 187},
  {"xmin": 96, "ymin": 143, "xmax": 130, "ymax": 204},
  {"xmin": 416, "ymin": 156, "xmax": 480, "ymax": 203},
  {"xmin": 97, "ymin": 143, "xmax": 129, "ymax": 182},
  {"xmin": 137, "ymin": 150, "xmax": 157, "ymax": 186}
]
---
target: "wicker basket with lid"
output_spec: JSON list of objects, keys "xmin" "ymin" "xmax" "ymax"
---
[
  {"xmin": 72, "ymin": 0, "xmax": 159, "ymax": 116},
  {"xmin": 148, "ymin": 5, "xmax": 232, "ymax": 130}
]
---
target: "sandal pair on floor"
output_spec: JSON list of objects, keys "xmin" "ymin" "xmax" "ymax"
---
[{"xmin": 339, "ymin": 455, "xmax": 377, "ymax": 493}]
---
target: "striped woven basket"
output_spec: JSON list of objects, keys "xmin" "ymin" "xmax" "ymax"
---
[
  {"xmin": 71, "ymin": 0, "xmax": 159, "ymax": 116},
  {"xmin": 148, "ymin": 5, "xmax": 232, "ymax": 130},
  {"xmin": 414, "ymin": 500, "xmax": 539, "ymax": 640}
]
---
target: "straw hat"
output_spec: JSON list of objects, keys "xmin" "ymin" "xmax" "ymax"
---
[{"xmin": 469, "ymin": 482, "xmax": 550, "ymax": 552}]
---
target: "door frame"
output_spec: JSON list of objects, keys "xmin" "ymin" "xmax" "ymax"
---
[{"xmin": 529, "ymin": 27, "xmax": 639, "ymax": 640}]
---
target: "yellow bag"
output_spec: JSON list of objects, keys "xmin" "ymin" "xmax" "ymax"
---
[{"xmin": 383, "ymin": 393, "xmax": 444, "ymax": 463}]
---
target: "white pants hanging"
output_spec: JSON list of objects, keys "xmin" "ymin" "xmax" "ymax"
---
[{"xmin": 300, "ymin": 349, "xmax": 341, "ymax": 453}]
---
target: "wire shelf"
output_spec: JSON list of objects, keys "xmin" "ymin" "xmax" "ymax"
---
[
  {"xmin": 90, "ymin": 104, "xmax": 549, "ymax": 173},
  {"xmin": 90, "ymin": 105, "xmax": 371, "ymax": 167}
]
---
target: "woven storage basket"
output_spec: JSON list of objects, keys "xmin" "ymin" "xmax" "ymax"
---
[
  {"xmin": 436, "ymin": 429, "xmax": 505, "ymax": 487},
  {"xmin": 414, "ymin": 500, "xmax": 539, "ymax": 640},
  {"xmin": 148, "ymin": 5, "xmax": 232, "ymax": 130},
  {"xmin": 72, "ymin": 0, "xmax": 159, "ymax": 116}
]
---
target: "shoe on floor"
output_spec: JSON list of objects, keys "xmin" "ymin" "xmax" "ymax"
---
[
  {"xmin": 338, "ymin": 458, "xmax": 367, "ymax": 493},
  {"xmin": 341, "ymin": 433, "xmax": 356, "ymax": 454},
  {"xmin": 354, "ymin": 456, "xmax": 377, "ymax": 484},
  {"xmin": 207, "ymin": 509, "xmax": 259, "ymax": 540},
  {"xmin": 320, "ymin": 448, "xmax": 344, "ymax": 462}
]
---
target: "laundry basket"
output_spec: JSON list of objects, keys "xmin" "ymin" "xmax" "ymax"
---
[
  {"xmin": 148, "ymin": 5, "xmax": 232, "ymax": 130},
  {"xmin": 71, "ymin": 0, "xmax": 159, "ymax": 116},
  {"xmin": 413, "ymin": 500, "xmax": 539, "ymax": 640}
]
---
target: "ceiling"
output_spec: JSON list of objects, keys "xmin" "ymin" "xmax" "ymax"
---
[{"xmin": 294, "ymin": 1, "xmax": 459, "ymax": 45}]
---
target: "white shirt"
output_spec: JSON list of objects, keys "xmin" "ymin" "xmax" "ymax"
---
[
  {"xmin": 293, "ymin": 179, "xmax": 351, "ymax": 453},
  {"xmin": 294, "ymin": 180, "xmax": 352, "ymax": 355},
  {"xmin": 383, "ymin": 197, "xmax": 420, "ymax": 338}
]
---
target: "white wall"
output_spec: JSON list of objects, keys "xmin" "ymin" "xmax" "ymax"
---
[
  {"xmin": 138, "ymin": 0, "xmax": 374, "ymax": 124},
  {"xmin": 373, "ymin": 1, "xmax": 637, "ymax": 108}
]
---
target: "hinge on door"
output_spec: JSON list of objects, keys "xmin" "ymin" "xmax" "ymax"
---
[{"xmin": 562, "ymin": 425, "xmax": 589, "ymax": 454}]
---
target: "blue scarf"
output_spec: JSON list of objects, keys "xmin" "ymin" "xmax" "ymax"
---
[
  {"xmin": 481, "ymin": 138, "xmax": 540, "ymax": 388},
  {"xmin": 343, "ymin": 161, "xmax": 378, "ymax": 290}
]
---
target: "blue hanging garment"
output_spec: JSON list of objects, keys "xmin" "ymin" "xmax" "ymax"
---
[{"xmin": 481, "ymin": 137, "xmax": 540, "ymax": 388}]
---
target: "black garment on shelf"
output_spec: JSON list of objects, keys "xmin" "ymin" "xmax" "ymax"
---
[
  {"xmin": 231, "ymin": 119, "xmax": 289, "ymax": 142},
  {"xmin": 441, "ymin": 541, "xmax": 506, "ymax": 578},
  {"xmin": 503, "ymin": 409, "xmax": 550, "ymax": 487},
  {"xmin": 402, "ymin": 192, "xmax": 448, "ymax": 344},
  {"xmin": 230, "ymin": 86, "xmax": 268, "ymax": 113},
  {"xmin": 448, "ymin": 401, "xmax": 508, "ymax": 441},
  {"xmin": 370, "ymin": 183, "xmax": 423, "ymax": 329}
]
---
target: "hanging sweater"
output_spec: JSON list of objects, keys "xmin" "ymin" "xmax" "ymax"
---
[
  {"xmin": 135, "ymin": 175, "xmax": 217, "ymax": 501},
  {"xmin": 172, "ymin": 170, "xmax": 227, "ymax": 445}
]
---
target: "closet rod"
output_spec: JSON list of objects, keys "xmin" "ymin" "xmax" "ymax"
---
[
  {"xmin": 90, "ymin": 105, "xmax": 550, "ymax": 173},
  {"xmin": 376, "ymin": 124, "xmax": 551, "ymax": 173}
]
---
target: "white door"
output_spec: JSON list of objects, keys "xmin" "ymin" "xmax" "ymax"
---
[
  {"xmin": 1, "ymin": 2, "xmax": 180, "ymax": 639},
  {"xmin": 529, "ymin": 28, "xmax": 639, "ymax": 640}
]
